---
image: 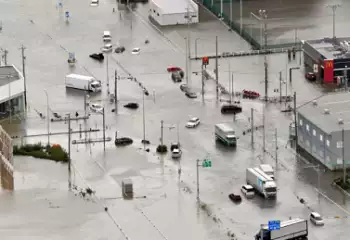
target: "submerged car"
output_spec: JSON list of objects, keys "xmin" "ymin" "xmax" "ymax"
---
[
  {"xmin": 305, "ymin": 72, "xmax": 316, "ymax": 81},
  {"xmin": 180, "ymin": 84, "xmax": 189, "ymax": 92},
  {"xmin": 115, "ymin": 46, "xmax": 125, "ymax": 53},
  {"xmin": 310, "ymin": 212, "xmax": 324, "ymax": 226},
  {"xmin": 186, "ymin": 117, "xmax": 200, "ymax": 128},
  {"xmin": 171, "ymin": 71, "xmax": 182, "ymax": 82},
  {"xmin": 229, "ymin": 193, "xmax": 242, "ymax": 203},
  {"xmin": 221, "ymin": 104, "xmax": 242, "ymax": 114},
  {"xmin": 102, "ymin": 43, "xmax": 113, "ymax": 52},
  {"xmin": 89, "ymin": 53, "xmax": 104, "ymax": 61},
  {"xmin": 185, "ymin": 91, "xmax": 197, "ymax": 99},
  {"xmin": 89, "ymin": 103, "xmax": 103, "ymax": 113},
  {"xmin": 241, "ymin": 185, "xmax": 255, "ymax": 198},
  {"xmin": 131, "ymin": 47, "xmax": 140, "ymax": 55}
]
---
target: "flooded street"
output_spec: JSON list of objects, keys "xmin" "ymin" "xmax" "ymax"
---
[{"xmin": 1, "ymin": 0, "xmax": 350, "ymax": 239}]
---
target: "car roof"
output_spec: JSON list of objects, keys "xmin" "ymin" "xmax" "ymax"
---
[
  {"xmin": 104, "ymin": 31, "xmax": 110, "ymax": 34},
  {"xmin": 191, "ymin": 117, "xmax": 199, "ymax": 121},
  {"xmin": 311, "ymin": 212, "xmax": 321, "ymax": 217},
  {"xmin": 105, "ymin": 43, "xmax": 112, "ymax": 46},
  {"xmin": 243, "ymin": 184, "xmax": 254, "ymax": 189}
]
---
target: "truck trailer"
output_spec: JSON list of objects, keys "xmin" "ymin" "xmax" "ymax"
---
[
  {"xmin": 259, "ymin": 164, "xmax": 275, "ymax": 179},
  {"xmin": 255, "ymin": 218, "xmax": 308, "ymax": 240},
  {"xmin": 215, "ymin": 123, "xmax": 237, "ymax": 147},
  {"xmin": 65, "ymin": 74, "xmax": 102, "ymax": 92},
  {"xmin": 246, "ymin": 168, "xmax": 277, "ymax": 198}
]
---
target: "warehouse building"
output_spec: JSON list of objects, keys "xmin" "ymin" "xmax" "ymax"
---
[
  {"xmin": 149, "ymin": 0, "xmax": 198, "ymax": 26},
  {"xmin": 0, "ymin": 65, "xmax": 25, "ymax": 117},
  {"xmin": 297, "ymin": 92, "xmax": 350, "ymax": 170},
  {"xmin": 303, "ymin": 37, "xmax": 350, "ymax": 86}
]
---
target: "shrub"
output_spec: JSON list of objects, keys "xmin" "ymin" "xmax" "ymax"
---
[
  {"xmin": 156, "ymin": 144, "xmax": 167, "ymax": 153},
  {"xmin": 13, "ymin": 143, "xmax": 68, "ymax": 163}
]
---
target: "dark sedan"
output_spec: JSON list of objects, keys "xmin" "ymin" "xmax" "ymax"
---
[{"xmin": 305, "ymin": 72, "xmax": 316, "ymax": 81}]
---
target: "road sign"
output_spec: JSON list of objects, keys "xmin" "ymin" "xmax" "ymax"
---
[
  {"xmin": 65, "ymin": 11, "xmax": 70, "ymax": 18},
  {"xmin": 268, "ymin": 220, "xmax": 280, "ymax": 231},
  {"xmin": 202, "ymin": 159, "xmax": 212, "ymax": 168}
]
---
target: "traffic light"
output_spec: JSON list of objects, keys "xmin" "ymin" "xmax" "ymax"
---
[{"xmin": 202, "ymin": 56, "xmax": 209, "ymax": 66}]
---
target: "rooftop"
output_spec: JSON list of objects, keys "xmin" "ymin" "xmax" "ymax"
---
[
  {"xmin": 0, "ymin": 65, "xmax": 21, "ymax": 87},
  {"xmin": 151, "ymin": 0, "xmax": 197, "ymax": 14},
  {"xmin": 297, "ymin": 92, "xmax": 350, "ymax": 133},
  {"xmin": 307, "ymin": 37, "xmax": 350, "ymax": 60}
]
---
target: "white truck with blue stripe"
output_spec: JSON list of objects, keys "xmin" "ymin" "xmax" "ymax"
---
[
  {"xmin": 246, "ymin": 168, "xmax": 277, "ymax": 198},
  {"xmin": 215, "ymin": 123, "xmax": 237, "ymax": 147}
]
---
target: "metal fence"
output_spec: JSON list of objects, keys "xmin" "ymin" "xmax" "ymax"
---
[
  {"xmin": 0, "ymin": 125, "xmax": 14, "ymax": 190},
  {"xmin": 201, "ymin": 0, "xmax": 303, "ymax": 50}
]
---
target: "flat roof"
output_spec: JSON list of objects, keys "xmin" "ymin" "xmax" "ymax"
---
[
  {"xmin": 152, "ymin": 0, "xmax": 197, "ymax": 14},
  {"xmin": 0, "ymin": 66, "xmax": 21, "ymax": 87},
  {"xmin": 297, "ymin": 92, "xmax": 350, "ymax": 133},
  {"xmin": 307, "ymin": 37, "xmax": 350, "ymax": 60}
]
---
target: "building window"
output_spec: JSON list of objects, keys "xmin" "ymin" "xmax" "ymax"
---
[
  {"xmin": 313, "ymin": 129, "xmax": 316, "ymax": 136},
  {"xmin": 306, "ymin": 124, "xmax": 309, "ymax": 132},
  {"xmin": 326, "ymin": 139, "xmax": 330, "ymax": 147},
  {"xmin": 320, "ymin": 134, "xmax": 323, "ymax": 141},
  {"xmin": 337, "ymin": 141, "xmax": 343, "ymax": 148},
  {"xmin": 299, "ymin": 119, "xmax": 303, "ymax": 126}
]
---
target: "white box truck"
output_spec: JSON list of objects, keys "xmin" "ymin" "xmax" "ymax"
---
[
  {"xmin": 65, "ymin": 74, "xmax": 102, "ymax": 92},
  {"xmin": 215, "ymin": 123, "xmax": 237, "ymax": 147},
  {"xmin": 255, "ymin": 218, "xmax": 308, "ymax": 240},
  {"xmin": 246, "ymin": 168, "xmax": 277, "ymax": 198},
  {"xmin": 259, "ymin": 164, "xmax": 275, "ymax": 179}
]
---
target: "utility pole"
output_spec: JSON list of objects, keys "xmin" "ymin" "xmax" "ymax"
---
[
  {"xmin": 44, "ymin": 89, "xmax": 50, "ymax": 146},
  {"xmin": 240, "ymin": 0, "xmax": 243, "ymax": 35},
  {"xmin": 262, "ymin": 103, "xmax": 266, "ymax": 152},
  {"xmin": 251, "ymin": 108, "xmax": 254, "ymax": 149},
  {"xmin": 106, "ymin": 56, "xmax": 110, "ymax": 95},
  {"xmin": 20, "ymin": 45, "xmax": 27, "ymax": 108},
  {"xmin": 2, "ymin": 49, "xmax": 8, "ymax": 65},
  {"xmin": 102, "ymin": 107, "xmax": 106, "ymax": 151},
  {"xmin": 67, "ymin": 113, "xmax": 72, "ymax": 190},
  {"xmin": 275, "ymin": 128, "xmax": 278, "ymax": 169},
  {"xmin": 201, "ymin": 63, "xmax": 204, "ymax": 101},
  {"xmin": 259, "ymin": 9, "xmax": 268, "ymax": 101},
  {"xmin": 185, "ymin": 7, "xmax": 192, "ymax": 86},
  {"xmin": 196, "ymin": 159, "xmax": 200, "ymax": 201},
  {"xmin": 327, "ymin": 4, "xmax": 341, "ymax": 39},
  {"xmin": 230, "ymin": 0, "xmax": 232, "ymax": 27},
  {"xmin": 114, "ymin": 70, "xmax": 118, "ymax": 114},
  {"xmin": 342, "ymin": 128, "xmax": 346, "ymax": 184},
  {"xmin": 160, "ymin": 120, "xmax": 164, "ymax": 145},
  {"xmin": 293, "ymin": 91, "xmax": 298, "ymax": 141},
  {"xmin": 142, "ymin": 91, "xmax": 146, "ymax": 149},
  {"xmin": 185, "ymin": 37, "xmax": 189, "ymax": 85},
  {"xmin": 344, "ymin": 67, "xmax": 348, "ymax": 91},
  {"xmin": 215, "ymin": 36, "xmax": 219, "ymax": 101},
  {"xmin": 279, "ymin": 71, "xmax": 282, "ymax": 103}
]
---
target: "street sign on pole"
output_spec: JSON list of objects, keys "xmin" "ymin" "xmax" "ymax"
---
[
  {"xmin": 202, "ymin": 159, "xmax": 212, "ymax": 168},
  {"xmin": 268, "ymin": 220, "xmax": 281, "ymax": 231}
]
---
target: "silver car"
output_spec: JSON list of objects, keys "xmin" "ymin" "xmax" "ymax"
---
[
  {"xmin": 241, "ymin": 185, "xmax": 255, "ymax": 198},
  {"xmin": 310, "ymin": 212, "xmax": 324, "ymax": 226}
]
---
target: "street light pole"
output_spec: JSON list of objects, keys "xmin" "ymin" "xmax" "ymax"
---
[
  {"xmin": 195, "ymin": 38, "xmax": 199, "ymax": 59},
  {"xmin": 342, "ymin": 128, "xmax": 346, "ymax": 184},
  {"xmin": 44, "ymin": 89, "xmax": 50, "ymax": 146},
  {"xmin": 327, "ymin": 4, "xmax": 341, "ymax": 39},
  {"xmin": 67, "ymin": 113, "xmax": 72, "ymax": 190}
]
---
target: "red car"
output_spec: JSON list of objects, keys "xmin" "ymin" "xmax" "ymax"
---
[
  {"xmin": 242, "ymin": 90, "xmax": 260, "ymax": 99},
  {"xmin": 305, "ymin": 72, "xmax": 316, "ymax": 81},
  {"xmin": 167, "ymin": 66, "xmax": 182, "ymax": 72}
]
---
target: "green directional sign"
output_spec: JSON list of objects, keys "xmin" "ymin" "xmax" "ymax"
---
[{"xmin": 202, "ymin": 159, "xmax": 212, "ymax": 168}]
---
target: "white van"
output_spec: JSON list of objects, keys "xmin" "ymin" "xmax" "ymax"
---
[{"xmin": 103, "ymin": 31, "xmax": 111, "ymax": 42}]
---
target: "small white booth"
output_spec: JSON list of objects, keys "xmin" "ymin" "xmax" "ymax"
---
[{"xmin": 149, "ymin": 0, "xmax": 199, "ymax": 26}]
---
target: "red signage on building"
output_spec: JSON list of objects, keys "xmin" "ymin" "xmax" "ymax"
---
[{"xmin": 323, "ymin": 59, "xmax": 334, "ymax": 83}]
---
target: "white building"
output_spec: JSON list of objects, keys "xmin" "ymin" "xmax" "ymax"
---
[
  {"xmin": 149, "ymin": 0, "xmax": 199, "ymax": 26},
  {"xmin": 0, "ymin": 65, "xmax": 25, "ymax": 117}
]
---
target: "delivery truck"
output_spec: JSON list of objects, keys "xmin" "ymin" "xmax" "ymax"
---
[
  {"xmin": 259, "ymin": 164, "xmax": 275, "ymax": 179},
  {"xmin": 255, "ymin": 218, "xmax": 308, "ymax": 240},
  {"xmin": 215, "ymin": 123, "xmax": 237, "ymax": 147},
  {"xmin": 246, "ymin": 168, "xmax": 277, "ymax": 198},
  {"xmin": 65, "ymin": 74, "xmax": 102, "ymax": 92}
]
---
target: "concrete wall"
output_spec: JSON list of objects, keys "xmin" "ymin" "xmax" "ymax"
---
[{"xmin": 149, "ymin": 1, "xmax": 163, "ymax": 25}]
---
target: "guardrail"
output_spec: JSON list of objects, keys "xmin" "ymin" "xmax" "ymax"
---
[{"xmin": 191, "ymin": 47, "xmax": 301, "ymax": 60}]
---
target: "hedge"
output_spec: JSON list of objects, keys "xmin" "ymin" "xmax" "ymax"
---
[{"xmin": 13, "ymin": 143, "xmax": 69, "ymax": 163}]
